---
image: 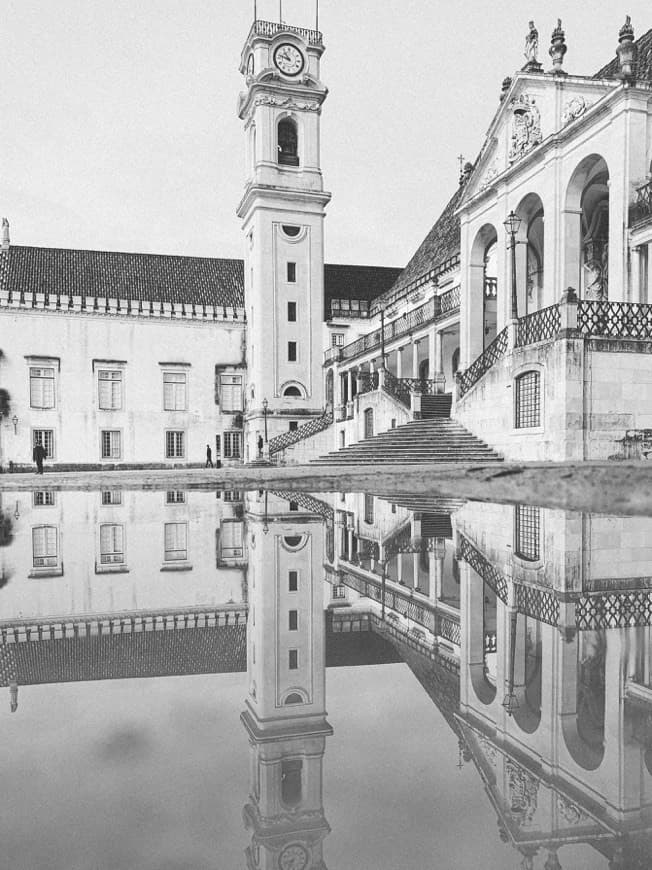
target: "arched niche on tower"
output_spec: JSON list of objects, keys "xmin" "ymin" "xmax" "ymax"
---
[
  {"xmin": 511, "ymin": 614, "xmax": 543, "ymax": 735},
  {"xmin": 559, "ymin": 628, "xmax": 606, "ymax": 771},
  {"xmin": 564, "ymin": 154, "xmax": 610, "ymax": 300},
  {"xmin": 468, "ymin": 571, "xmax": 498, "ymax": 706},
  {"xmin": 514, "ymin": 192, "xmax": 545, "ymax": 314},
  {"xmin": 277, "ymin": 114, "xmax": 300, "ymax": 167}
]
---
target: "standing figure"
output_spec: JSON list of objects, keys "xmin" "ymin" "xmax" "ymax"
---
[
  {"xmin": 205, "ymin": 444, "xmax": 214, "ymax": 468},
  {"xmin": 33, "ymin": 442, "xmax": 46, "ymax": 474},
  {"xmin": 258, "ymin": 435, "xmax": 264, "ymax": 458},
  {"xmin": 524, "ymin": 21, "xmax": 539, "ymax": 64}
]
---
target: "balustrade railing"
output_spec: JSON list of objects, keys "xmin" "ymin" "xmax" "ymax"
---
[
  {"xmin": 249, "ymin": 19, "xmax": 323, "ymax": 46},
  {"xmin": 268, "ymin": 410, "xmax": 333, "ymax": 455},
  {"xmin": 440, "ymin": 285, "xmax": 461, "ymax": 315},
  {"xmin": 631, "ymin": 180, "xmax": 652, "ymax": 224},
  {"xmin": 578, "ymin": 300, "xmax": 652, "ymax": 340},
  {"xmin": 457, "ymin": 327, "xmax": 509, "ymax": 398},
  {"xmin": 515, "ymin": 303, "xmax": 561, "ymax": 347},
  {"xmin": 382, "ymin": 370, "xmax": 411, "ymax": 407},
  {"xmin": 0, "ymin": 288, "xmax": 245, "ymax": 323}
]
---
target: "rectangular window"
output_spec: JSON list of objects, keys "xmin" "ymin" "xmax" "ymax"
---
[
  {"xmin": 101, "ymin": 490, "xmax": 122, "ymax": 505},
  {"xmin": 101, "ymin": 430, "xmax": 122, "ymax": 459},
  {"xmin": 166, "ymin": 490, "xmax": 186, "ymax": 504},
  {"xmin": 99, "ymin": 523, "xmax": 125, "ymax": 564},
  {"xmin": 288, "ymin": 341, "xmax": 297, "ymax": 362},
  {"xmin": 163, "ymin": 371, "xmax": 187, "ymax": 410},
  {"xmin": 289, "ymin": 610, "xmax": 298, "ymax": 631},
  {"xmin": 289, "ymin": 421, "xmax": 298, "ymax": 432},
  {"xmin": 288, "ymin": 570, "xmax": 298, "ymax": 591},
  {"xmin": 515, "ymin": 505, "xmax": 541, "ymax": 562},
  {"xmin": 29, "ymin": 367, "xmax": 55, "ymax": 409},
  {"xmin": 164, "ymin": 522, "xmax": 188, "ymax": 561},
  {"xmin": 287, "ymin": 301, "xmax": 297, "ymax": 322},
  {"xmin": 32, "ymin": 525, "xmax": 58, "ymax": 567},
  {"xmin": 165, "ymin": 430, "xmax": 185, "ymax": 459},
  {"xmin": 515, "ymin": 371, "xmax": 541, "ymax": 428},
  {"xmin": 33, "ymin": 429, "xmax": 55, "ymax": 459},
  {"xmin": 223, "ymin": 490, "xmax": 242, "ymax": 502},
  {"xmin": 288, "ymin": 649, "xmax": 298, "ymax": 670},
  {"xmin": 287, "ymin": 262, "xmax": 296, "ymax": 283},
  {"xmin": 33, "ymin": 491, "xmax": 55, "ymax": 507},
  {"xmin": 223, "ymin": 431, "xmax": 242, "ymax": 459},
  {"xmin": 220, "ymin": 374, "xmax": 243, "ymax": 412},
  {"xmin": 332, "ymin": 584, "xmax": 347, "ymax": 600},
  {"xmin": 289, "ymin": 501, "xmax": 299, "ymax": 512},
  {"xmin": 332, "ymin": 333, "xmax": 344, "ymax": 347},
  {"xmin": 98, "ymin": 370, "xmax": 123, "ymax": 410},
  {"xmin": 219, "ymin": 520, "xmax": 244, "ymax": 560}
]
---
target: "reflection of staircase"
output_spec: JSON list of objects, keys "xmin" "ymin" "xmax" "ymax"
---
[{"xmin": 311, "ymin": 417, "xmax": 502, "ymax": 465}]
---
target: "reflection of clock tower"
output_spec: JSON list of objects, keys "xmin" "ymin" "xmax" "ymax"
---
[
  {"xmin": 237, "ymin": 16, "xmax": 331, "ymax": 461},
  {"xmin": 242, "ymin": 494, "xmax": 332, "ymax": 870}
]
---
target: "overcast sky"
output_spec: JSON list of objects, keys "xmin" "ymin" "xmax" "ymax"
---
[{"xmin": 2, "ymin": 1, "xmax": 650, "ymax": 267}]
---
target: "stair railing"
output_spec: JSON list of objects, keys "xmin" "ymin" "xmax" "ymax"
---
[{"xmin": 269, "ymin": 410, "xmax": 333, "ymax": 455}]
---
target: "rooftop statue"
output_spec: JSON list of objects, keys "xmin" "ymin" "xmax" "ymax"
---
[{"xmin": 524, "ymin": 21, "xmax": 539, "ymax": 64}]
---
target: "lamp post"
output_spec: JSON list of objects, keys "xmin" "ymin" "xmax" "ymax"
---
[
  {"xmin": 503, "ymin": 210, "xmax": 522, "ymax": 321},
  {"xmin": 262, "ymin": 398, "xmax": 268, "ymax": 445},
  {"xmin": 502, "ymin": 609, "xmax": 520, "ymax": 717}
]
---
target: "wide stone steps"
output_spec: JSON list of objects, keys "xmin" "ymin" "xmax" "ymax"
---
[
  {"xmin": 312, "ymin": 418, "xmax": 502, "ymax": 465},
  {"xmin": 420, "ymin": 394, "xmax": 453, "ymax": 418}
]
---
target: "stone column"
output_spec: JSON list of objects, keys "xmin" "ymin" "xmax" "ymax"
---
[
  {"xmin": 630, "ymin": 245, "xmax": 641, "ymax": 303},
  {"xmin": 428, "ymin": 329, "xmax": 436, "ymax": 379},
  {"xmin": 346, "ymin": 369, "xmax": 353, "ymax": 403},
  {"xmin": 561, "ymin": 209, "xmax": 583, "ymax": 295},
  {"xmin": 433, "ymin": 330, "xmax": 445, "ymax": 393},
  {"xmin": 396, "ymin": 346, "xmax": 404, "ymax": 379},
  {"xmin": 411, "ymin": 340, "xmax": 420, "ymax": 379}
]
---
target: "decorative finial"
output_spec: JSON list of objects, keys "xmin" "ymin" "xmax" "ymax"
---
[
  {"xmin": 617, "ymin": 15, "xmax": 636, "ymax": 81},
  {"xmin": 522, "ymin": 21, "xmax": 542, "ymax": 72},
  {"xmin": 549, "ymin": 19, "xmax": 567, "ymax": 75},
  {"xmin": 1, "ymin": 218, "xmax": 9, "ymax": 252}
]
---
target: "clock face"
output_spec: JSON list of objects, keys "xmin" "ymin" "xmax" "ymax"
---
[
  {"xmin": 273, "ymin": 43, "xmax": 304, "ymax": 76},
  {"xmin": 247, "ymin": 53, "xmax": 254, "ymax": 76},
  {"xmin": 278, "ymin": 843, "xmax": 309, "ymax": 870}
]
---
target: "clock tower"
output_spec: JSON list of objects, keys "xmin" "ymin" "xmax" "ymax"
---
[
  {"xmin": 237, "ymin": 17, "xmax": 331, "ymax": 461},
  {"xmin": 242, "ymin": 494, "xmax": 332, "ymax": 869}
]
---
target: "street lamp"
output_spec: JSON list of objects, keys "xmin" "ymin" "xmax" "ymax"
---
[
  {"xmin": 262, "ymin": 397, "xmax": 268, "ymax": 445},
  {"xmin": 502, "ymin": 609, "xmax": 520, "ymax": 717},
  {"xmin": 11, "ymin": 415, "xmax": 18, "ymax": 435},
  {"xmin": 503, "ymin": 210, "xmax": 522, "ymax": 321}
]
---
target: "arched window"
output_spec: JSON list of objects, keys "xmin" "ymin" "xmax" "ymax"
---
[
  {"xmin": 284, "ymin": 693, "xmax": 303, "ymax": 705},
  {"xmin": 284, "ymin": 386, "xmax": 302, "ymax": 397},
  {"xmin": 483, "ymin": 239, "xmax": 498, "ymax": 347},
  {"xmin": 514, "ymin": 371, "xmax": 541, "ymax": 428},
  {"xmin": 452, "ymin": 347, "xmax": 460, "ymax": 374},
  {"xmin": 278, "ymin": 119, "xmax": 299, "ymax": 166}
]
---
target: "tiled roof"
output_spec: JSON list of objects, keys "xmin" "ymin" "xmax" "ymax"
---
[
  {"xmin": 2, "ymin": 245, "xmax": 401, "ymax": 316},
  {"xmin": 6, "ymin": 245, "xmax": 245, "ymax": 309},
  {"xmin": 374, "ymin": 187, "xmax": 462, "ymax": 308},
  {"xmin": 594, "ymin": 26, "xmax": 652, "ymax": 80},
  {"xmin": 324, "ymin": 263, "xmax": 403, "ymax": 307}
]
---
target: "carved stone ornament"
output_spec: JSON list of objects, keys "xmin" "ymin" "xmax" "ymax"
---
[
  {"xmin": 506, "ymin": 759, "xmax": 539, "ymax": 827},
  {"xmin": 508, "ymin": 94, "xmax": 542, "ymax": 164},
  {"xmin": 479, "ymin": 734, "xmax": 498, "ymax": 765},
  {"xmin": 557, "ymin": 794, "xmax": 588, "ymax": 826},
  {"xmin": 563, "ymin": 95, "xmax": 589, "ymax": 125},
  {"xmin": 253, "ymin": 94, "xmax": 320, "ymax": 112},
  {"xmin": 481, "ymin": 158, "xmax": 501, "ymax": 190}
]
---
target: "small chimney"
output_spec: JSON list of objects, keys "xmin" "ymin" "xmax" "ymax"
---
[{"xmin": 1, "ymin": 218, "xmax": 9, "ymax": 252}]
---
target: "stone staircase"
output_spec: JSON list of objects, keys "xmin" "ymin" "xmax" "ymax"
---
[
  {"xmin": 311, "ymin": 417, "xmax": 502, "ymax": 465},
  {"xmin": 419, "ymin": 394, "xmax": 452, "ymax": 418}
]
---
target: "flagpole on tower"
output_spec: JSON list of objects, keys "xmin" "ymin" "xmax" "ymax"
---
[
  {"xmin": 316, "ymin": 0, "xmax": 319, "ymax": 30},
  {"xmin": 279, "ymin": 0, "xmax": 282, "ymax": 23},
  {"xmin": 253, "ymin": 0, "xmax": 257, "ymax": 21}
]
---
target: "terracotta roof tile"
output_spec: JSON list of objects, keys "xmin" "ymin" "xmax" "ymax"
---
[{"xmin": 6, "ymin": 246, "xmax": 245, "ymax": 309}]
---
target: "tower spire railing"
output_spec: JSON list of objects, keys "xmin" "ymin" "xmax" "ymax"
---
[{"xmin": 247, "ymin": 19, "xmax": 323, "ymax": 47}]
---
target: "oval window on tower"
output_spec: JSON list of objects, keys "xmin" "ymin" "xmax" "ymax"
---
[{"xmin": 282, "ymin": 225, "xmax": 301, "ymax": 238}]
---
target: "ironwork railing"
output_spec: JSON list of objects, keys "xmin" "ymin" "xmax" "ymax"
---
[
  {"xmin": 270, "ymin": 490, "xmax": 334, "ymax": 522},
  {"xmin": 515, "ymin": 304, "xmax": 561, "ymax": 347},
  {"xmin": 578, "ymin": 300, "xmax": 652, "ymax": 340},
  {"xmin": 339, "ymin": 569, "xmax": 436, "ymax": 633},
  {"xmin": 440, "ymin": 285, "xmax": 461, "ymax": 315},
  {"xmin": 514, "ymin": 584, "xmax": 559, "ymax": 627},
  {"xmin": 382, "ymin": 370, "xmax": 411, "ymax": 407},
  {"xmin": 457, "ymin": 327, "xmax": 509, "ymax": 398},
  {"xmin": 631, "ymin": 180, "xmax": 652, "ymax": 224},
  {"xmin": 249, "ymin": 19, "xmax": 323, "ymax": 46},
  {"xmin": 357, "ymin": 371, "xmax": 379, "ymax": 395},
  {"xmin": 340, "ymin": 297, "xmax": 437, "ymax": 363},
  {"xmin": 458, "ymin": 534, "xmax": 508, "ymax": 603},
  {"xmin": 435, "ymin": 612, "xmax": 461, "ymax": 646},
  {"xmin": 268, "ymin": 410, "xmax": 333, "ymax": 455},
  {"xmin": 576, "ymin": 589, "xmax": 652, "ymax": 630}
]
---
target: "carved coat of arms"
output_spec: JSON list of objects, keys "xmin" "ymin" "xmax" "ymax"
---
[{"xmin": 508, "ymin": 95, "xmax": 542, "ymax": 164}]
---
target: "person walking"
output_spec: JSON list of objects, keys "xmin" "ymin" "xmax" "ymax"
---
[
  {"xmin": 33, "ymin": 442, "xmax": 46, "ymax": 474},
  {"xmin": 257, "ymin": 435, "xmax": 264, "ymax": 458},
  {"xmin": 205, "ymin": 444, "xmax": 214, "ymax": 468}
]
